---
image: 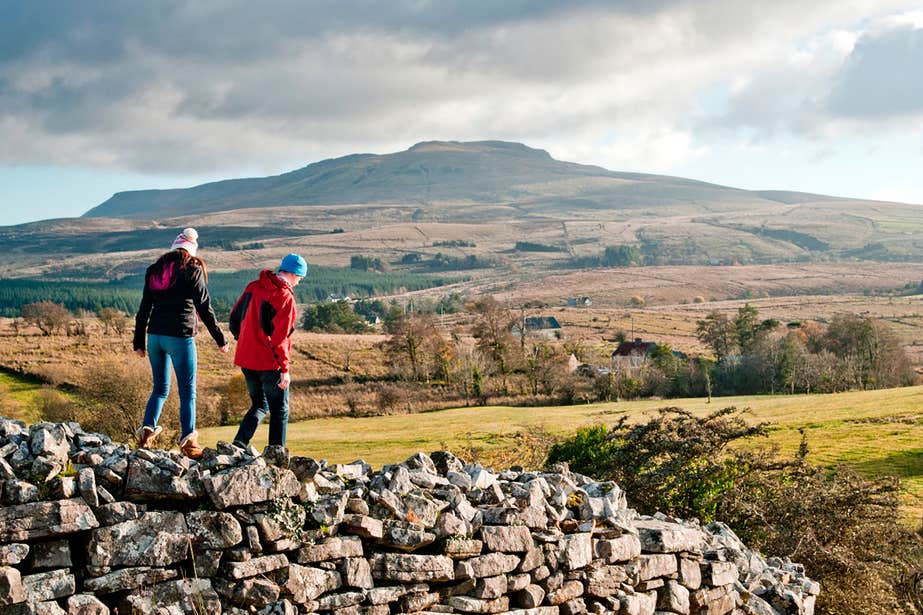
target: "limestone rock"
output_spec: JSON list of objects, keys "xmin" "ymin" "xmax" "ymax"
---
[
  {"xmin": 187, "ymin": 510, "xmax": 243, "ymax": 549},
  {"xmin": 0, "ymin": 566, "xmax": 26, "ymax": 606},
  {"xmin": 120, "ymin": 578, "xmax": 221, "ymax": 615},
  {"xmin": 3, "ymin": 480, "xmax": 39, "ymax": 505},
  {"xmin": 341, "ymin": 514, "xmax": 384, "ymax": 539},
  {"xmin": 283, "ymin": 563, "xmax": 341, "ymax": 603},
  {"xmin": 341, "ymin": 556, "xmax": 374, "ymax": 589},
  {"xmin": 205, "ymin": 463, "xmax": 300, "ymax": 508},
  {"xmin": 88, "ymin": 511, "xmax": 190, "ymax": 568},
  {"xmin": 0, "ymin": 544, "xmax": 29, "ymax": 566},
  {"xmin": 22, "ymin": 569, "xmax": 76, "ymax": 602},
  {"xmin": 369, "ymin": 553, "xmax": 455, "ymax": 582},
  {"xmin": 222, "ymin": 553, "xmax": 289, "ymax": 580},
  {"xmin": 455, "ymin": 552, "xmax": 520, "ymax": 579},
  {"xmin": 124, "ymin": 457, "xmax": 200, "ymax": 501},
  {"xmin": 297, "ymin": 535, "xmax": 363, "ymax": 563},
  {"xmin": 480, "ymin": 525, "xmax": 534, "ymax": 553},
  {"xmin": 83, "ymin": 567, "xmax": 179, "ymax": 594},
  {"xmin": 559, "ymin": 532, "xmax": 593, "ymax": 570},
  {"xmin": 77, "ymin": 467, "xmax": 98, "ymax": 508},
  {"xmin": 636, "ymin": 518, "xmax": 705, "ymax": 554},
  {"xmin": 0, "ymin": 499, "xmax": 98, "ymax": 542},
  {"xmin": 595, "ymin": 533, "xmax": 642, "ymax": 563},
  {"xmin": 66, "ymin": 594, "xmax": 110, "ymax": 614},
  {"xmin": 447, "ymin": 594, "xmax": 509, "ymax": 613}
]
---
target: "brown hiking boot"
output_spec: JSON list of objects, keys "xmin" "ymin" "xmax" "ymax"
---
[
  {"xmin": 136, "ymin": 425, "xmax": 163, "ymax": 449},
  {"xmin": 179, "ymin": 431, "xmax": 204, "ymax": 460}
]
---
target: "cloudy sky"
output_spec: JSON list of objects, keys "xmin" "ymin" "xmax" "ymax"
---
[{"xmin": 1, "ymin": 0, "xmax": 922, "ymax": 226}]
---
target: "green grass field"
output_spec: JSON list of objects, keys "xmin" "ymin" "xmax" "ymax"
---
[
  {"xmin": 2, "ymin": 362, "xmax": 918, "ymax": 517},
  {"xmin": 201, "ymin": 386, "xmax": 923, "ymax": 515},
  {"xmin": 0, "ymin": 369, "xmax": 45, "ymax": 423}
]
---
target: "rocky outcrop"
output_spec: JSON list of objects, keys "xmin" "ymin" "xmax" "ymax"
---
[{"xmin": 0, "ymin": 417, "xmax": 819, "ymax": 614}]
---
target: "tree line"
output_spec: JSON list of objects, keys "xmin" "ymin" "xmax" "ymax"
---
[
  {"xmin": 330, "ymin": 298, "xmax": 917, "ymax": 408},
  {"xmin": 695, "ymin": 304, "xmax": 915, "ymax": 394},
  {"xmin": 576, "ymin": 305, "xmax": 916, "ymax": 402},
  {"xmin": 0, "ymin": 266, "xmax": 463, "ymax": 319},
  {"xmin": 11, "ymin": 295, "xmax": 916, "ymax": 408}
]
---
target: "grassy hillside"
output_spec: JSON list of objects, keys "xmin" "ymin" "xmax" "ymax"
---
[{"xmin": 5, "ymin": 142, "xmax": 923, "ymax": 280}]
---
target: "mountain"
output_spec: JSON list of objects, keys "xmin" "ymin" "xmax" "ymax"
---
[
  {"xmin": 5, "ymin": 139, "xmax": 923, "ymax": 283},
  {"xmin": 85, "ymin": 140, "xmax": 795, "ymax": 219}
]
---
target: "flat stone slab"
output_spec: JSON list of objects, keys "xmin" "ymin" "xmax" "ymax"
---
[
  {"xmin": 83, "ymin": 567, "xmax": 179, "ymax": 594},
  {"xmin": 369, "ymin": 553, "xmax": 454, "ymax": 582},
  {"xmin": 0, "ymin": 499, "xmax": 98, "ymax": 542},
  {"xmin": 124, "ymin": 457, "xmax": 201, "ymax": 501},
  {"xmin": 88, "ymin": 512, "xmax": 191, "ymax": 568},
  {"xmin": 22, "ymin": 569, "xmax": 75, "ymax": 602},
  {"xmin": 636, "ymin": 518, "xmax": 706, "ymax": 553},
  {"xmin": 204, "ymin": 464, "xmax": 300, "ymax": 508}
]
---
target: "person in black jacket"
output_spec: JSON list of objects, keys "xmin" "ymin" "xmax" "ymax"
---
[{"xmin": 133, "ymin": 228, "xmax": 229, "ymax": 458}]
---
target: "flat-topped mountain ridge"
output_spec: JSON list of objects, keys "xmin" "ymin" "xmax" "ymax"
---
[{"xmin": 83, "ymin": 140, "xmax": 839, "ymax": 220}]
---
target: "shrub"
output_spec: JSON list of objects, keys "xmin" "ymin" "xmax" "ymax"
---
[
  {"xmin": 456, "ymin": 426, "xmax": 559, "ymax": 471},
  {"xmin": 545, "ymin": 425, "xmax": 614, "ymax": 476},
  {"xmin": 302, "ymin": 301, "xmax": 369, "ymax": 333},
  {"xmin": 545, "ymin": 407, "xmax": 923, "ymax": 614},
  {"xmin": 214, "ymin": 373, "xmax": 250, "ymax": 426},
  {"xmin": 33, "ymin": 388, "xmax": 79, "ymax": 423},
  {"xmin": 97, "ymin": 307, "xmax": 129, "ymax": 335},
  {"xmin": 78, "ymin": 354, "xmax": 174, "ymax": 443},
  {"xmin": 376, "ymin": 383, "xmax": 407, "ymax": 414},
  {"xmin": 350, "ymin": 255, "xmax": 385, "ymax": 272},
  {"xmin": 514, "ymin": 241, "xmax": 565, "ymax": 252}
]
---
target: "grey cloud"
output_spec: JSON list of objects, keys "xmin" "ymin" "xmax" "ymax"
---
[
  {"xmin": 0, "ymin": 0, "xmax": 917, "ymax": 176},
  {"xmin": 0, "ymin": 1, "xmax": 668, "ymax": 66},
  {"xmin": 826, "ymin": 26, "xmax": 923, "ymax": 117}
]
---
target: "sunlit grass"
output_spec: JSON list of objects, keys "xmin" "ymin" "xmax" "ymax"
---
[
  {"xmin": 0, "ymin": 369, "xmax": 44, "ymax": 422},
  {"xmin": 201, "ymin": 385, "xmax": 923, "ymax": 517}
]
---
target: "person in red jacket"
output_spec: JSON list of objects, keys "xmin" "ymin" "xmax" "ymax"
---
[{"xmin": 228, "ymin": 254, "xmax": 306, "ymax": 449}]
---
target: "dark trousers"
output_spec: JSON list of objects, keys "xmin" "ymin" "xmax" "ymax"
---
[{"xmin": 234, "ymin": 368, "xmax": 289, "ymax": 447}]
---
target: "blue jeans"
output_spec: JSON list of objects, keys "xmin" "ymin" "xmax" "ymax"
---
[
  {"xmin": 143, "ymin": 334, "xmax": 197, "ymax": 439},
  {"xmin": 234, "ymin": 368, "xmax": 289, "ymax": 447}
]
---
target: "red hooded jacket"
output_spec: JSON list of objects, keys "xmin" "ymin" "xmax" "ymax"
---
[{"xmin": 229, "ymin": 270, "xmax": 297, "ymax": 373}]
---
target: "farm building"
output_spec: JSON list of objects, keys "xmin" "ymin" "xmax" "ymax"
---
[
  {"xmin": 514, "ymin": 316, "xmax": 564, "ymax": 339},
  {"xmin": 324, "ymin": 293, "xmax": 354, "ymax": 304}
]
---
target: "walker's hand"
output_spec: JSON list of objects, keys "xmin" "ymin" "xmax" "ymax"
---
[
  {"xmin": 219, "ymin": 344, "xmax": 230, "ymax": 354},
  {"xmin": 278, "ymin": 372, "xmax": 291, "ymax": 390},
  {"xmin": 134, "ymin": 349, "xmax": 145, "ymax": 358}
]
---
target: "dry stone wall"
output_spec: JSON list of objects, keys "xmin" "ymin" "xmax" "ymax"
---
[{"xmin": 0, "ymin": 418, "xmax": 819, "ymax": 614}]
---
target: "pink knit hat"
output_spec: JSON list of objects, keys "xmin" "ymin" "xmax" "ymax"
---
[{"xmin": 171, "ymin": 227, "xmax": 199, "ymax": 257}]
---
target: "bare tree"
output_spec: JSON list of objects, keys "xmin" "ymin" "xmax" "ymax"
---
[
  {"xmin": 21, "ymin": 301, "xmax": 71, "ymax": 335},
  {"xmin": 469, "ymin": 296, "xmax": 517, "ymax": 395},
  {"xmin": 384, "ymin": 313, "xmax": 452, "ymax": 382},
  {"xmin": 525, "ymin": 341, "xmax": 564, "ymax": 396},
  {"xmin": 97, "ymin": 307, "xmax": 125, "ymax": 335}
]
